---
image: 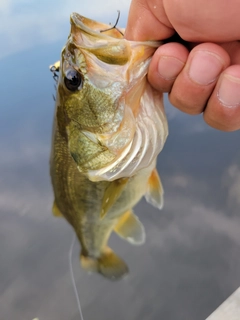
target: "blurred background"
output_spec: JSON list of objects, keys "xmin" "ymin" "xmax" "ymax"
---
[{"xmin": 0, "ymin": 1, "xmax": 240, "ymax": 319}]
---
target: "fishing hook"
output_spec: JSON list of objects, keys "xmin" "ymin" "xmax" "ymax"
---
[{"xmin": 100, "ymin": 10, "xmax": 124, "ymax": 36}]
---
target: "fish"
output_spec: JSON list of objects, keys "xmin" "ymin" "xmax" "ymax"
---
[{"xmin": 50, "ymin": 13, "xmax": 168, "ymax": 280}]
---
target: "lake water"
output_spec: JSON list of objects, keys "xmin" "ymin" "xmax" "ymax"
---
[{"xmin": 1, "ymin": 1, "xmax": 240, "ymax": 319}]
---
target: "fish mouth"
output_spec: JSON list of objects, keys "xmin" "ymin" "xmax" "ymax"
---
[
  {"xmin": 69, "ymin": 13, "xmax": 131, "ymax": 66},
  {"xmin": 70, "ymin": 12, "xmax": 124, "ymax": 39}
]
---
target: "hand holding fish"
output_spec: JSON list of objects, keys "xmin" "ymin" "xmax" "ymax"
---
[{"xmin": 126, "ymin": 0, "xmax": 240, "ymax": 131}]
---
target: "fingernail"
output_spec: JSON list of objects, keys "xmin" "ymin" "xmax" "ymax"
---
[
  {"xmin": 158, "ymin": 56, "xmax": 185, "ymax": 80},
  {"xmin": 218, "ymin": 74, "xmax": 240, "ymax": 107},
  {"xmin": 188, "ymin": 51, "xmax": 223, "ymax": 85}
]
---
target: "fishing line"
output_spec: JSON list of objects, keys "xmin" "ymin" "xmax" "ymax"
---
[{"xmin": 69, "ymin": 234, "xmax": 85, "ymax": 320}]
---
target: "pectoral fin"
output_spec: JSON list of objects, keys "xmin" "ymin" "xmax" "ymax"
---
[
  {"xmin": 52, "ymin": 201, "xmax": 63, "ymax": 217},
  {"xmin": 114, "ymin": 210, "xmax": 145, "ymax": 245},
  {"xmin": 101, "ymin": 178, "xmax": 129, "ymax": 218},
  {"xmin": 145, "ymin": 168, "xmax": 164, "ymax": 210}
]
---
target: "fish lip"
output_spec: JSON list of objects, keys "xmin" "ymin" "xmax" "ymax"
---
[
  {"xmin": 70, "ymin": 12, "xmax": 122, "ymax": 39},
  {"xmin": 70, "ymin": 13, "xmax": 161, "ymax": 47}
]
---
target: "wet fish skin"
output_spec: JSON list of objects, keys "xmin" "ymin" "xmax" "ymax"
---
[{"xmin": 50, "ymin": 13, "xmax": 168, "ymax": 280}]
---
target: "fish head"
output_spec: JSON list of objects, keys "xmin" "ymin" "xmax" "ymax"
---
[{"xmin": 55, "ymin": 13, "xmax": 168, "ymax": 181}]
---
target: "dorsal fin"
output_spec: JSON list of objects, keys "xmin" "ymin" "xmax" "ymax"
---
[{"xmin": 52, "ymin": 201, "xmax": 63, "ymax": 217}]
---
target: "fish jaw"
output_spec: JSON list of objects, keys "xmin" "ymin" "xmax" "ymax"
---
[{"xmin": 56, "ymin": 13, "xmax": 167, "ymax": 180}]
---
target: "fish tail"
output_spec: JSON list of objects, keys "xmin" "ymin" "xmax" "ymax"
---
[{"xmin": 80, "ymin": 247, "xmax": 128, "ymax": 280}]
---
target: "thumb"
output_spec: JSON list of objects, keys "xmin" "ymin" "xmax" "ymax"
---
[{"xmin": 125, "ymin": 0, "xmax": 174, "ymax": 41}]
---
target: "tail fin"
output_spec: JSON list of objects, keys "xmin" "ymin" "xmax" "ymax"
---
[{"xmin": 80, "ymin": 247, "xmax": 128, "ymax": 280}]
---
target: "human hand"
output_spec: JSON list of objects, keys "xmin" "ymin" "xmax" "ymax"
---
[{"xmin": 125, "ymin": 0, "xmax": 240, "ymax": 131}]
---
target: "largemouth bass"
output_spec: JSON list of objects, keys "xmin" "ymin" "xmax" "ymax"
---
[{"xmin": 50, "ymin": 13, "xmax": 168, "ymax": 280}]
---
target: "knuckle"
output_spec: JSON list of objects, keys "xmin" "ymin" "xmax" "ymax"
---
[
  {"xmin": 204, "ymin": 105, "xmax": 240, "ymax": 131},
  {"xmin": 169, "ymin": 90, "xmax": 203, "ymax": 115}
]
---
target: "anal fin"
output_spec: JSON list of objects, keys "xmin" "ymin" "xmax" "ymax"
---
[
  {"xmin": 114, "ymin": 210, "xmax": 145, "ymax": 245},
  {"xmin": 145, "ymin": 168, "xmax": 164, "ymax": 210}
]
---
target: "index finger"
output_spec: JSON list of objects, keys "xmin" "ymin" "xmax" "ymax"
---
[{"xmin": 125, "ymin": 0, "xmax": 174, "ymax": 41}]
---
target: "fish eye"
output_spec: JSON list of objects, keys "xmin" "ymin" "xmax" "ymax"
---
[{"xmin": 64, "ymin": 69, "xmax": 83, "ymax": 91}]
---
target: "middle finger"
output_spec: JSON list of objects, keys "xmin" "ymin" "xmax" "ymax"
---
[{"xmin": 169, "ymin": 43, "xmax": 230, "ymax": 114}]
